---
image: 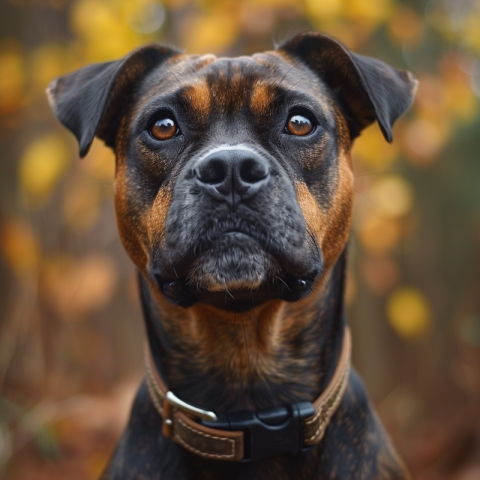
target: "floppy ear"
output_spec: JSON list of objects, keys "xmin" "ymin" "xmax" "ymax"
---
[
  {"xmin": 279, "ymin": 32, "xmax": 418, "ymax": 142},
  {"xmin": 47, "ymin": 44, "xmax": 178, "ymax": 157}
]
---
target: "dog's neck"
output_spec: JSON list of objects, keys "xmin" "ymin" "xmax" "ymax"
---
[{"xmin": 140, "ymin": 250, "xmax": 347, "ymax": 415}]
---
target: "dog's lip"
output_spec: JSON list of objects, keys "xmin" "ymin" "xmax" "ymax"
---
[
  {"xmin": 202, "ymin": 229, "xmax": 263, "ymax": 254},
  {"xmin": 158, "ymin": 222, "xmax": 318, "ymax": 285},
  {"xmin": 187, "ymin": 227, "xmax": 295, "ymax": 276},
  {"xmin": 207, "ymin": 228, "xmax": 263, "ymax": 247}
]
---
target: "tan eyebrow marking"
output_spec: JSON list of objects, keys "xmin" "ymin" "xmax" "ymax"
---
[
  {"xmin": 182, "ymin": 79, "xmax": 212, "ymax": 117},
  {"xmin": 250, "ymin": 82, "xmax": 274, "ymax": 116}
]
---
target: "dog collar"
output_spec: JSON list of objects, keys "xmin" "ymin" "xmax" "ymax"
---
[{"xmin": 145, "ymin": 327, "xmax": 351, "ymax": 462}]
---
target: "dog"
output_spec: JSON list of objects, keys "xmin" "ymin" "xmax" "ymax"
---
[{"xmin": 47, "ymin": 31, "xmax": 417, "ymax": 479}]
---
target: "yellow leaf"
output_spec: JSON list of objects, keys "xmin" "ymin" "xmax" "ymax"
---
[
  {"xmin": 184, "ymin": 11, "xmax": 240, "ymax": 54},
  {"xmin": 86, "ymin": 451, "xmax": 112, "ymax": 480},
  {"xmin": 0, "ymin": 219, "xmax": 39, "ymax": 275},
  {"xmin": 345, "ymin": 0, "xmax": 393, "ymax": 28},
  {"xmin": 387, "ymin": 287, "xmax": 431, "ymax": 340},
  {"xmin": 352, "ymin": 123, "xmax": 399, "ymax": 169},
  {"xmin": 444, "ymin": 79, "xmax": 478, "ymax": 121},
  {"xmin": 19, "ymin": 133, "xmax": 71, "ymax": 201},
  {"xmin": 304, "ymin": 0, "xmax": 344, "ymax": 23},
  {"xmin": 71, "ymin": 0, "xmax": 146, "ymax": 61},
  {"xmin": 0, "ymin": 44, "xmax": 26, "ymax": 114},
  {"xmin": 71, "ymin": 0, "xmax": 117, "ymax": 40}
]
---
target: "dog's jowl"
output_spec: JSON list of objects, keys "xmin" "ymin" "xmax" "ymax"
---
[{"xmin": 47, "ymin": 32, "xmax": 417, "ymax": 479}]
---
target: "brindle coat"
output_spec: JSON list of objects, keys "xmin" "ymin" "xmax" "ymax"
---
[{"xmin": 47, "ymin": 32, "xmax": 417, "ymax": 479}]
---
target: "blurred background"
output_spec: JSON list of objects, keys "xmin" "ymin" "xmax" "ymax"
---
[{"xmin": 0, "ymin": 0, "xmax": 479, "ymax": 478}]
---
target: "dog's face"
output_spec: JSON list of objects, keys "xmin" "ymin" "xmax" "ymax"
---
[
  {"xmin": 114, "ymin": 52, "xmax": 354, "ymax": 311},
  {"xmin": 48, "ymin": 32, "xmax": 417, "ymax": 312}
]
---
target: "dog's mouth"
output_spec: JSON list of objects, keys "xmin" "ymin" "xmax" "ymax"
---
[
  {"xmin": 151, "ymin": 223, "xmax": 322, "ymax": 311},
  {"xmin": 186, "ymin": 230, "xmax": 276, "ymax": 292}
]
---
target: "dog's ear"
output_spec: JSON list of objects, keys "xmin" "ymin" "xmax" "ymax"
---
[
  {"xmin": 47, "ymin": 45, "xmax": 178, "ymax": 157},
  {"xmin": 279, "ymin": 32, "xmax": 418, "ymax": 142}
]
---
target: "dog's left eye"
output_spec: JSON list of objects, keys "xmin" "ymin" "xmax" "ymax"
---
[
  {"xmin": 150, "ymin": 117, "xmax": 178, "ymax": 140},
  {"xmin": 285, "ymin": 114, "xmax": 313, "ymax": 136}
]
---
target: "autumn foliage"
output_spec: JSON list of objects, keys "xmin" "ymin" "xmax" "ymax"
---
[{"xmin": 1, "ymin": 0, "xmax": 480, "ymax": 478}]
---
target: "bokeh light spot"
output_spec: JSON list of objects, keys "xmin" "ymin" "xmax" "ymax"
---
[
  {"xmin": 0, "ymin": 46, "xmax": 25, "ymax": 114},
  {"xmin": 402, "ymin": 118, "xmax": 445, "ymax": 165},
  {"xmin": 358, "ymin": 214, "xmax": 403, "ymax": 255},
  {"xmin": 128, "ymin": 0, "xmax": 166, "ymax": 34},
  {"xmin": 19, "ymin": 133, "xmax": 71, "ymax": 202},
  {"xmin": 388, "ymin": 4, "xmax": 423, "ymax": 46},
  {"xmin": 387, "ymin": 287, "xmax": 432, "ymax": 340},
  {"xmin": 0, "ymin": 219, "xmax": 39, "ymax": 275},
  {"xmin": 352, "ymin": 123, "xmax": 399, "ymax": 169},
  {"xmin": 368, "ymin": 175, "xmax": 414, "ymax": 218}
]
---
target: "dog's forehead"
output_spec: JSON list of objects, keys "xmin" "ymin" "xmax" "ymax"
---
[{"xmin": 134, "ymin": 51, "xmax": 335, "ymax": 118}]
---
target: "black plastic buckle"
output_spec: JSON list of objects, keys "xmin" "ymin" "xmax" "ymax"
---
[{"xmin": 201, "ymin": 401, "xmax": 315, "ymax": 462}]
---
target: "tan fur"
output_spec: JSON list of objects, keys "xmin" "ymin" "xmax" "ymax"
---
[
  {"xmin": 147, "ymin": 185, "xmax": 172, "ymax": 244},
  {"xmin": 250, "ymin": 82, "xmax": 274, "ymax": 116},
  {"xmin": 182, "ymin": 80, "xmax": 212, "ymax": 118},
  {"xmin": 114, "ymin": 161, "xmax": 150, "ymax": 271}
]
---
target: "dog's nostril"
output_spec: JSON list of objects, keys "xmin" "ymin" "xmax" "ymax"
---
[
  {"xmin": 196, "ymin": 159, "xmax": 226, "ymax": 185},
  {"xmin": 239, "ymin": 159, "xmax": 269, "ymax": 184}
]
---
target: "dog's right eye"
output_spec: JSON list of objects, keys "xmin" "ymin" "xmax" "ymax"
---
[{"xmin": 150, "ymin": 117, "xmax": 178, "ymax": 140}]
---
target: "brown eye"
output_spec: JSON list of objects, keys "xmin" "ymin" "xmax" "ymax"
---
[
  {"xmin": 151, "ymin": 117, "xmax": 178, "ymax": 140},
  {"xmin": 286, "ymin": 114, "xmax": 313, "ymax": 136}
]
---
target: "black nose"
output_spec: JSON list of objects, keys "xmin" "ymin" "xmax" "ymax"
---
[{"xmin": 194, "ymin": 148, "xmax": 270, "ymax": 206}]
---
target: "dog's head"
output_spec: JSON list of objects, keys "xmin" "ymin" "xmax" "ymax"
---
[{"xmin": 47, "ymin": 32, "xmax": 417, "ymax": 312}]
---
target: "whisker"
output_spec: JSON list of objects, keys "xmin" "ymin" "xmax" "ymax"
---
[
  {"xmin": 277, "ymin": 60, "xmax": 304, "ymax": 85},
  {"xmin": 276, "ymin": 275, "xmax": 290, "ymax": 291},
  {"xmin": 166, "ymin": 66, "xmax": 182, "ymax": 86},
  {"xmin": 306, "ymin": 226, "xmax": 321, "ymax": 261},
  {"xmin": 354, "ymin": 188, "xmax": 375, "ymax": 204},
  {"xmin": 282, "ymin": 74, "xmax": 310, "ymax": 93},
  {"xmin": 223, "ymin": 280, "xmax": 235, "ymax": 299}
]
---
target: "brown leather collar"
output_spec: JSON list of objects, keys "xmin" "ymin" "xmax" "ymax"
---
[{"xmin": 145, "ymin": 327, "xmax": 351, "ymax": 462}]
